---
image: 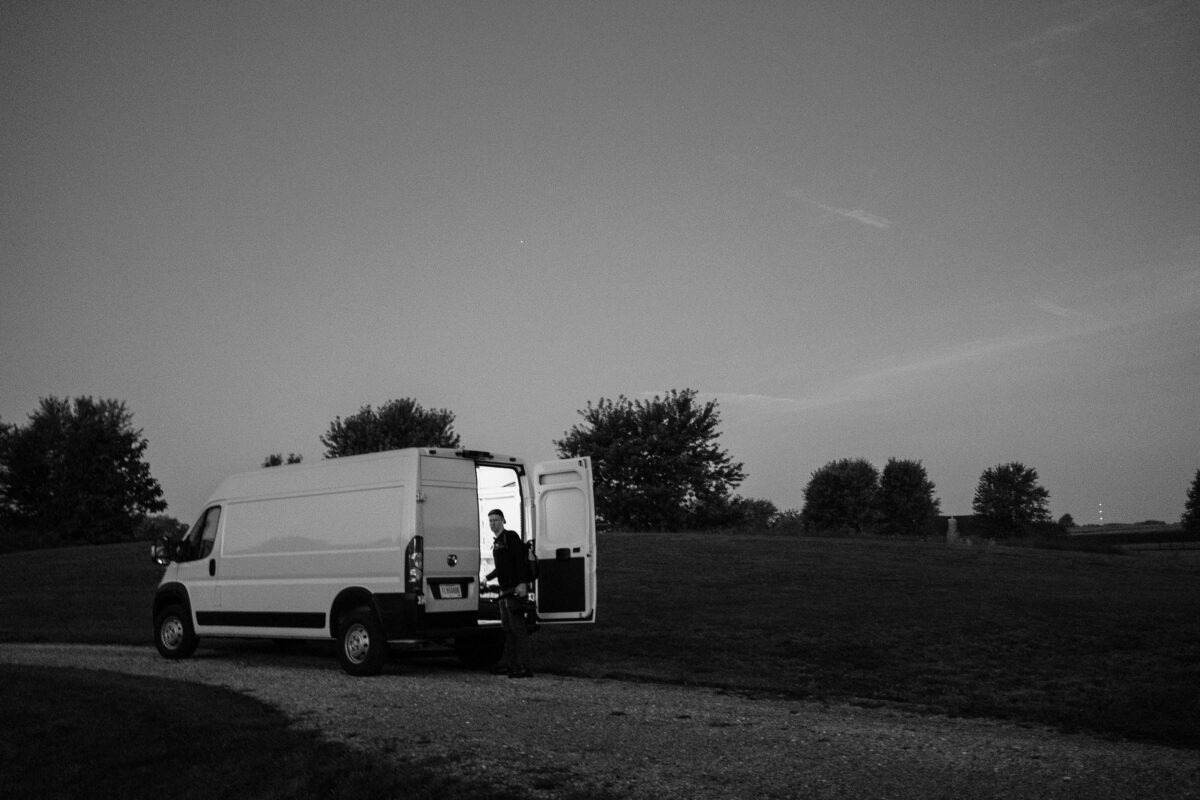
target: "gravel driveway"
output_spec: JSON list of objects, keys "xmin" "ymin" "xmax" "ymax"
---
[{"xmin": 3, "ymin": 642, "xmax": 1197, "ymax": 799}]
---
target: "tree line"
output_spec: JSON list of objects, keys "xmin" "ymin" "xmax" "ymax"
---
[
  {"xmin": 797, "ymin": 457, "xmax": 1062, "ymax": 538},
  {"xmin": 4, "ymin": 391, "xmax": 1200, "ymax": 550}
]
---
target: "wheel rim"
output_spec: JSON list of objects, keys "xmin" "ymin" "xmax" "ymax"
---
[
  {"xmin": 161, "ymin": 617, "xmax": 184, "ymax": 650},
  {"xmin": 344, "ymin": 623, "xmax": 370, "ymax": 664}
]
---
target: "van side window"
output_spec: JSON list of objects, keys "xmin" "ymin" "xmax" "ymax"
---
[
  {"xmin": 197, "ymin": 508, "xmax": 221, "ymax": 559},
  {"xmin": 180, "ymin": 507, "xmax": 221, "ymax": 561}
]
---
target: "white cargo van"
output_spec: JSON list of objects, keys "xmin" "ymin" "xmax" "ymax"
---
[{"xmin": 151, "ymin": 448, "xmax": 596, "ymax": 675}]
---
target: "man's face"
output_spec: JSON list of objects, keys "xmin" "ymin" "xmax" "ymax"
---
[{"xmin": 488, "ymin": 514, "xmax": 505, "ymax": 535}]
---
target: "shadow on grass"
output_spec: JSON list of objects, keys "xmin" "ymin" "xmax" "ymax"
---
[{"xmin": 0, "ymin": 665, "xmax": 569, "ymax": 800}]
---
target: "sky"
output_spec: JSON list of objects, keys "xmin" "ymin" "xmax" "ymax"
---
[{"xmin": 3, "ymin": 1, "xmax": 1198, "ymax": 525}]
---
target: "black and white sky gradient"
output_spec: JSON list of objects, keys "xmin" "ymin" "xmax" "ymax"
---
[{"xmin": 3, "ymin": 1, "xmax": 1198, "ymax": 522}]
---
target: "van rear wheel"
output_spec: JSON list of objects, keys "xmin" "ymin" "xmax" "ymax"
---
[
  {"xmin": 155, "ymin": 604, "xmax": 197, "ymax": 660},
  {"xmin": 337, "ymin": 608, "xmax": 386, "ymax": 676}
]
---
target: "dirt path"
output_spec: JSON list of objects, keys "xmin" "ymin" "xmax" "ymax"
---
[{"xmin": 3, "ymin": 642, "xmax": 1197, "ymax": 799}]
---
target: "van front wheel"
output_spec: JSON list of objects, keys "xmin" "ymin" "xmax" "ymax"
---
[
  {"xmin": 155, "ymin": 604, "xmax": 197, "ymax": 660},
  {"xmin": 338, "ymin": 608, "xmax": 386, "ymax": 676}
]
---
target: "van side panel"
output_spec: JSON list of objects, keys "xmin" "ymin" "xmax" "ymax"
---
[
  {"xmin": 211, "ymin": 485, "xmax": 407, "ymax": 631},
  {"xmin": 223, "ymin": 486, "xmax": 403, "ymax": 555}
]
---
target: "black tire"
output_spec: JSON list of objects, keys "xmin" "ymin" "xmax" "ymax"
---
[
  {"xmin": 337, "ymin": 607, "xmax": 387, "ymax": 676},
  {"xmin": 454, "ymin": 630, "xmax": 505, "ymax": 670},
  {"xmin": 154, "ymin": 604, "xmax": 197, "ymax": 660}
]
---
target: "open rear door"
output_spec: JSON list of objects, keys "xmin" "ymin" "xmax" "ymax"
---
[{"xmin": 532, "ymin": 457, "xmax": 596, "ymax": 622}]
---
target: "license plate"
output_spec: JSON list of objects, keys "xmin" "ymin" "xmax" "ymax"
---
[{"xmin": 440, "ymin": 584, "xmax": 462, "ymax": 599}]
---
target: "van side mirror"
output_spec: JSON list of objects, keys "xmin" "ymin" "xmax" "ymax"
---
[{"xmin": 151, "ymin": 534, "xmax": 177, "ymax": 566}]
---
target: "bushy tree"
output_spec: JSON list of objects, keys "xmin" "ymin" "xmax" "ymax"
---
[
  {"xmin": 136, "ymin": 514, "xmax": 189, "ymax": 541},
  {"xmin": 972, "ymin": 462, "xmax": 1051, "ymax": 536},
  {"xmin": 262, "ymin": 453, "xmax": 304, "ymax": 468},
  {"xmin": 772, "ymin": 508, "xmax": 805, "ymax": 532},
  {"xmin": 554, "ymin": 389, "xmax": 746, "ymax": 531},
  {"xmin": 1058, "ymin": 513, "xmax": 1075, "ymax": 529},
  {"xmin": 731, "ymin": 497, "xmax": 781, "ymax": 529},
  {"xmin": 0, "ymin": 397, "xmax": 166, "ymax": 546},
  {"xmin": 694, "ymin": 495, "xmax": 779, "ymax": 530},
  {"xmin": 876, "ymin": 458, "xmax": 941, "ymax": 536},
  {"xmin": 321, "ymin": 398, "xmax": 460, "ymax": 458},
  {"xmin": 1183, "ymin": 468, "xmax": 1200, "ymax": 533},
  {"xmin": 800, "ymin": 458, "xmax": 880, "ymax": 534}
]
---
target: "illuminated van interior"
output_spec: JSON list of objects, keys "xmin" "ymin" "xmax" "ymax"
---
[{"xmin": 475, "ymin": 464, "xmax": 524, "ymax": 586}]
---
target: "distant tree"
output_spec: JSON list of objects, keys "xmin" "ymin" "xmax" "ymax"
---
[
  {"xmin": 696, "ymin": 495, "xmax": 779, "ymax": 530},
  {"xmin": 800, "ymin": 458, "xmax": 880, "ymax": 534},
  {"xmin": 0, "ymin": 397, "xmax": 166, "ymax": 547},
  {"xmin": 320, "ymin": 398, "xmax": 460, "ymax": 458},
  {"xmin": 876, "ymin": 458, "xmax": 941, "ymax": 536},
  {"xmin": 732, "ymin": 497, "xmax": 781, "ymax": 529},
  {"xmin": 772, "ymin": 508, "xmax": 805, "ymax": 532},
  {"xmin": 262, "ymin": 453, "xmax": 304, "ymax": 468},
  {"xmin": 1058, "ymin": 513, "xmax": 1075, "ymax": 529},
  {"xmin": 554, "ymin": 389, "xmax": 746, "ymax": 531},
  {"xmin": 972, "ymin": 462, "xmax": 1051, "ymax": 536},
  {"xmin": 1183, "ymin": 468, "xmax": 1200, "ymax": 533},
  {"xmin": 136, "ymin": 514, "xmax": 189, "ymax": 541}
]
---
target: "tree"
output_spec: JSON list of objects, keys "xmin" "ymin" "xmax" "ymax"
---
[
  {"xmin": 972, "ymin": 462, "xmax": 1051, "ymax": 536},
  {"xmin": 1183, "ymin": 468, "xmax": 1200, "ymax": 534},
  {"xmin": 262, "ymin": 453, "xmax": 304, "ymax": 468},
  {"xmin": 800, "ymin": 458, "xmax": 880, "ymax": 534},
  {"xmin": 554, "ymin": 389, "xmax": 746, "ymax": 531},
  {"xmin": 692, "ymin": 495, "xmax": 780, "ymax": 530},
  {"xmin": 320, "ymin": 398, "xmax": 460, "ymax": 458},
  {"xmin": 876, "ymin": 458, "xmax": 941, "ymax": 536},
  {"xmin": 136, "ymin": 514, "xmax": 189, "ymax": 541},
  {"xmin": 1058, "ymin": 513, "xmax": 1075, "ymax": 529},
  {"xmin": 730, "ymin": 497, "xmax": 781, "ymax": 529},
  {"xmin": 0, "ymin": 396, "xmax": 166, "ymax": 547},
  {"xmin": 772, "ymin": 508, "xmax": 805, "ymax": 532}
]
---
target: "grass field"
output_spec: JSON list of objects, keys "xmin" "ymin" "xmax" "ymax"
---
[
  {"xmin": 540, "ymin": 533, "xmax": 1200, "ymax": 747},
  {"xmin": 2, "ymin": 533, "xmax": 1198, "ymax": 797},
  {"xmin": 1068, "ymin": 522, "xmax": 1200, "ymax": 552}
]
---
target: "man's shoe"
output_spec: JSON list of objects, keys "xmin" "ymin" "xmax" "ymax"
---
[
  {"xmin": 508, "ymin": 668, "xmax": 534, "ymax": 679},
  {"xmin": 489, "ymin": 664, "xmax": 510, "ymax": 675}
]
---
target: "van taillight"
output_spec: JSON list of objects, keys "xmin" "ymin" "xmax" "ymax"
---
[{"xmin": 405, "ymin": 535, "xmax": 423, "ymax": 594}]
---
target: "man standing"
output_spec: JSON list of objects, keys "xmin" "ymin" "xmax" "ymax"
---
[{"xmin": 484, "ymin": 508, "xmax": 534, "ymax": 678}]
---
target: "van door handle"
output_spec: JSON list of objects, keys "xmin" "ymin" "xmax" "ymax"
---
[{"xmin": 208, "ymin": 559, "xmax": 215, "ymax": 576}]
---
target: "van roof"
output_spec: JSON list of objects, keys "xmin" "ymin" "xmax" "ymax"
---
[{"xmin": 204, "ymin": 447, "xmax": 524, "ymax": 505}]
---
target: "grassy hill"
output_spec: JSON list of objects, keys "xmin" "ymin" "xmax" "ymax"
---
[
  {"xmin": 2, "ymin": 533, "xmax": 1198, "ymax": 748},
  {"xmin": 1068, "ymin": 522, "xmax": 1200, "ymax": 548}
]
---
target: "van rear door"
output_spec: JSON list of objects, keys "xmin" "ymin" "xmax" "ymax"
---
[
  {"xmin": 532, "ymin": 457, "xmax": 596, "ymax": 622},
  {"xmin": 418, "ymin": 454, "xmax": 481, "ymax": 614}
]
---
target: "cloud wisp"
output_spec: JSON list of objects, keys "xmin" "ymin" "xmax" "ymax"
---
[
  {"xmin": 712, "ymin": 268, "xmax": 1200, "ymax": 421},
  {"xmin": 1033, "ymin": 295, "xmax": 1087, "ymax": 320},
  {"xmin": 1003, "ymin": 1, "xmax": 1127, "ymax": 50},
  {"xmin": 708, "ymin": 330, "xmax": 1066, "ymax": 421},
  {"xmin": 785, "ymin": 191, "xmax": 893, "ymax": 230}
]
